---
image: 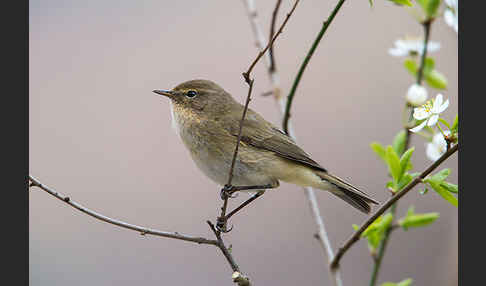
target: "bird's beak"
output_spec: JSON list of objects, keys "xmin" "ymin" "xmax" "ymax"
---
[{"xmin": 153, "ymin": 89, "xmax": 173, "ymax": 98}]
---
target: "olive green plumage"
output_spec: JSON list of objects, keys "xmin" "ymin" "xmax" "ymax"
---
[{"xmin": 153, "ymin": 79, "xmax": 378, "ymax": 214}]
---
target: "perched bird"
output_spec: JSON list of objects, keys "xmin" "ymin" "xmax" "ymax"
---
[{"xmin": 153, "ymin": 79, "xmax": 378, "ymax": 213}]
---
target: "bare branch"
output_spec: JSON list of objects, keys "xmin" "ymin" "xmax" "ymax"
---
[
  {"xmin": 29, "ymin": 175, "xmax": 252, "ymax": 284},
  {"xmin": 242, "ymin": 0, "xmax": 301, "ymax": 84},
  {"xmin": 28, "ymin": 175, "xmax": 218, "ymax": 245},
  {"xmin": 241, "ymin": 1, "xmax": 343, "ymax": 286},
  {"xmin": 330, "ymin": 144, "xmax": 458, "ymax": 269},
  {"xmin": 269, "ymin": 0, "xmax": 282, "ymax": 72}
]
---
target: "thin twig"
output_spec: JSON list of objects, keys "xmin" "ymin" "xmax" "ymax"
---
[
  {"xmin": 28, "ymin": 175, "xmax": 218, "ymax": 245},
  {"xmin": 29, "ymin": 175, "xmax": 252, "ymax": 285},
  {"xmin": 242, "ymin": 0, "xmax": 301, "ymax": 84},
  {"xmin": 269, "ymin": 0, "xmax": 282, "ymax": 72},
  {"xmin": 330, "ymin": 143, "xmax": 458, "ymax": 269},
  {"xmin": 242, "ymin": 0, "xmax": 341, "ymax": 283},
  {"xmin": 217, "ymin": 79, "xmax": 255, "ymax": 232},
  {"xmin": 222, "ymin": 0, "xmax": 300, "ymax": 225},
  {"xmin": 208, "ymin": 221, "xmax": 242, "ymax": 273},
  {"xmin": 283, "ymin": 0, "xmax": 347, "ymax": 134},
  {"xmin": 226, "ymin": 191, "xmax": 265, "ymax": 221},
  {"xmin": 241, "ymin": 1, "xmax": 343, "ymax": 286}
]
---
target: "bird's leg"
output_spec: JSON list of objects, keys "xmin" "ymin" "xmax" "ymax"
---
[
  {"xmin": 220, "ymin": 183, "xmax": 275, "ymax": 200},
  {"xmin": 216, "ymin": 182, "xmax": 278, "ymax": 232}
]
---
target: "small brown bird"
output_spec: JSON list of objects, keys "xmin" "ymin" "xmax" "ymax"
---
[{"xmin": 153, "ymin": 79, "xmax": 378, "ymax": 213}]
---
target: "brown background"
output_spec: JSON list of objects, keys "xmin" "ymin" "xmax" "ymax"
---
[{"xmin": 29, "ymin": 1, "xmax": 458, "ymax": 285}]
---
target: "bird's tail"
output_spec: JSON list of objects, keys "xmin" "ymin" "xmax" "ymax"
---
[{"xmin": 315, "ymin": 171, "xmax": 379, "ymax": 214}]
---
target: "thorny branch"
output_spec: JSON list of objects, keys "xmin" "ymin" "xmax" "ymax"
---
[{"xmin": 330, "ymin": 143, "xmax": 458, "ymax": 270}]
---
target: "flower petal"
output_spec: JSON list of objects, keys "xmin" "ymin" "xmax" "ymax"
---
[
  {"xmin": 433, "ymin": 94, "xmax": 443, "ymax": 110},
  {"xmin": 388, "ymin": 48, "xmax": 406, "ymax": 57},
  {"xmin": 410, "ymin": 120, "xmax": 427, "ymax": 133},
  {"xmin": 427, "ymin": 114, "xmax": 439, "ymax": 126},
  {"xmin": 437, "ymin": 99, "xmax": 450, "ymax": 113}
]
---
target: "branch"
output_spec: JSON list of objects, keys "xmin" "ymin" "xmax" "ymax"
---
[
  {"xmin": 282, "ymin": 0, "xmax": 347, "ymax": 134},
  {"xmin": 330, "ymin": 143, "xmax": 458, "ymax": 270},
  {"xmin": 241, "ymin": 1, "xmax": 343, "ymax": 286},
  {"xmin": 217, "ymin": 79, "xmax": 255, "ymax": 232},
  {"xmin": 28, "ymin": 175, "xmax": 218, "ymax": 245},
  {"xmin": 268, "ymin": 0, "xmax": 282, "ymax": 73},
  {"xmin": 29, "ymin": 175, "xmax": 252, "ymax": 285},
  {"xmin": 242, "ymin": 0, "xmax": 301, "ymax": 84}
]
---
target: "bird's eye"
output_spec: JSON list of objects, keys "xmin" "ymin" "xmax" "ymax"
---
[{"xmin": 185, "ymin": 90, "xmax": 198, "ymax": 98}]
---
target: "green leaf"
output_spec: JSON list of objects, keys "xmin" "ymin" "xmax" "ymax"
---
[
  {"xmin": 425, "ymin": 69, "xmax": 448, "ymax": 89},
  {"xmin": 385, "ymin": 146, "xmax": 402, "ymax": 184},
  {"xmin": 438, "ymin": 118, "xmax": 451, "ymax": 130},
  {"xmin": 382, "ymin": 278, "xmax": 413, "ymax": 286},
  {"xmin": 397, "ymin": 173, "xmax": 413, "ymax": 191},
  {"xmin": 352, "ymin": 224, "xmax": 359, "ymax": 231},
  {"xmin": 416, "ymin": 0, "xmax": 440, "ymax": 18},
  {"xmin": 371, "ymin": 142, "xmax": 387, "ymax": 162},
  {"xmin": 426, "ymin": 180, "xmax": 458, "ymax": 207},
  {"xmin": 451, "ymin": 114, "xmax": 459, "ymax": 133},
  {"xmin": 404, "ymin": 58, "xmax": 418, "ymax": 75},
  {"xmin": 362, "ymin": 213, "xmax": 393, "ymax": 251},
  {"xmin": 440, "ymin": 181, "xmax": 458, "ymax": 193},
  {"xmin": 424, "ymin": 57, "xmax": 435, "ymax": 71},
  {"xmin": 386, "ymin": 180, "xmax": 396, "ymax": 192},
  {"xmin": 425, "ymin": 0, "xmax": 441, "ymax": 18},
  {"xmin": 398, "ymin": 206, "xmax": 439, "ymax": 230},
  {"xmin": 428, "ymin": 169, "xmax": 451, "ymax": 183},
  {"xmin": 369, "ymin": 0, "xmax": 373, "ymax": 7},
  {"xmin": 392, "ymin": 130, "xmax": 407, "ymax": 156},
  {"xmin": 387, "ymin": 0, "xmax": 413, "ymax": 6},
  {"xmin": 399, "ymin": 147, "xmax": 415, "ymax": 181}
]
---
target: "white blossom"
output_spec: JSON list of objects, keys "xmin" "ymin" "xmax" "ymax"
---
[
  {"xmin": 426, "ymin": 131, "xmax": 450, "ymax": 161},
  {"xmin": 444, "ymin": 0, "xmax": 458, "ymax": 33},
  {"xmin": 389, "ymin": 37, "xmax": 440, "ymax": 57},
  {"xmin": 406, "ymin": 84, "xmax": 428, "ymax": 106},
  {"xmin": 410, "ymin": 94, "xmax": 449, "ymax": 133}
]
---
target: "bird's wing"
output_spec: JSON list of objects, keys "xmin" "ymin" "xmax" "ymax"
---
[{"xmin": 225, "ymin": 108, "xmax": 327, "ymax": 172}]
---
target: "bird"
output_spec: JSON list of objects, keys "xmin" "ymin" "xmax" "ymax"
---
[{"xmin": 153, "ymin": 79, "xmax": 378, "ymax": 214}]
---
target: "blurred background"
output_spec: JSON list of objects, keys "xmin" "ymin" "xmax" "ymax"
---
[{"xmin": 29, "ymin": 1, "xmax": 458, "ymax": 285}]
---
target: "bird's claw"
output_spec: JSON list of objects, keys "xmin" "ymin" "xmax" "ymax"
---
[
  {"xmin": 220, "ymin": 185, "xmax": 238, "ymax": 200},
  {"xmin": 216, "ymin": 219, "xmax": 234, "ymax": 233}
]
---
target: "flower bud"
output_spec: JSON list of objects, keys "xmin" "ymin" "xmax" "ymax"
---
[{"xmin": 406, "ymin": 84, "xmax": 428, "ymax": 106}]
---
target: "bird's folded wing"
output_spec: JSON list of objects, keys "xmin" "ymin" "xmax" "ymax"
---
[{"xmin": 226, "ymin": 109, "xmax": 327, "ymax": 172}]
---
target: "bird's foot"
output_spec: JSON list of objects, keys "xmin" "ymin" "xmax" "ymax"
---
[
  {"xmin": 220, "ymin": 184, "xmax": 238, "ymax": 200},
  {"xmin": 216, "ymin": 216, "xmax": 233, "ymax": 233}
]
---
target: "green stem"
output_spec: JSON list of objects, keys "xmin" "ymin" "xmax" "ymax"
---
[
  {"xmin": 416, "ymin": 20, "xmax": 432, "ymax": 85},
  {"xmin": 282, "ymin": 0, "xmax": 346, "ymax": 134},
  {"xmin": 436, "ymin": 123, "xmax": 447, "ymax": 138},
  {"xmin": 369, "ymin": 204, "xmax": 397, "ymax": 286}
]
